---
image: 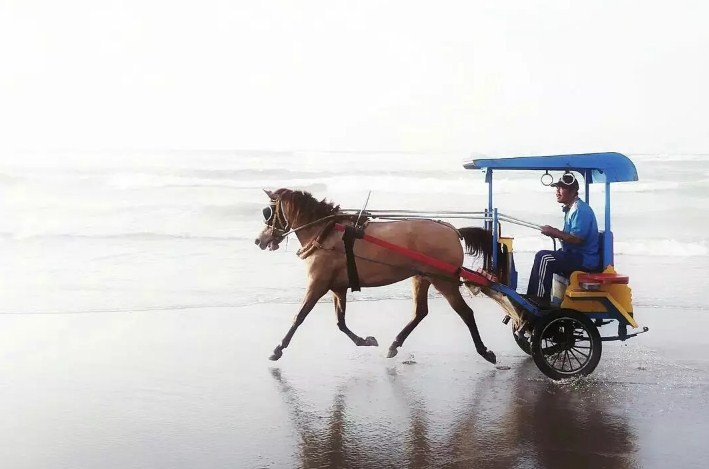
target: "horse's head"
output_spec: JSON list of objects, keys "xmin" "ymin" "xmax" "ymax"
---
[
  {"xmin": 255, "ymin": 188, "xmax": 341, "ymax": 251},
  {"xmin": 255, "ymin": 189, "xmax": 290, "ymax": 251}
]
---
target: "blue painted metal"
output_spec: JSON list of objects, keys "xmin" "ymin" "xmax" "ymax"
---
[
  {"xmin": 508, "ymin": 256, "xmax": 518, "ymax": 290},
  {"xmin": 464, "ymin": 152, "xmax": 638, "ymax": 183},
  {"xmin": 604, "ymin": 181, "xmax": 613, "ymax": 267},
  {"xmin": 492, "ymin": 208, "xmax": 499, "ymax": 269},
  {"xmin": 488, "ymin": 282, "xmax": 543, "ymax": 318},
  {"xmin": 486, "ymin": 168, "xmax": 493, "ymax": 219}
]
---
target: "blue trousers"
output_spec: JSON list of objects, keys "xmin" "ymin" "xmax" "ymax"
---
[{"xmin": 526, "ymin": 250, "xmax": 585, "ymax": 300}]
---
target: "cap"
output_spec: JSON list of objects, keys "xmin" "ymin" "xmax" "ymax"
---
[{"xmin": 551, "ymin": 172, "xmax": 579, "ymax": 190}]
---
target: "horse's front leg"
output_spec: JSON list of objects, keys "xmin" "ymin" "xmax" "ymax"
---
[
  {"xmin": 270, "ymin": 284, "xmax": 328, "ymax": 361},
  {"xmin": 332, "ymin": 288, "xmax": 378, "ymax": 347}
]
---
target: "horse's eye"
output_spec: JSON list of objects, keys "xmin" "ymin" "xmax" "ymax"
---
[{"xmin": 262, "ymin": 206, "xmax": 274, "ymax": 222}]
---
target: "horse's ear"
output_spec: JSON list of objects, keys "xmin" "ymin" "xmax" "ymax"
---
[{"xmin": 263, "ymin": 189, "xmax": 275, "ymax": 200}]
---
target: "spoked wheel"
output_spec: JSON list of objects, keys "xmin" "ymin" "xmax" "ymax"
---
[
  {"xmin": 513, "ymin": 329, "xmax": 531, "ymax": 355},
  {"xmin": 531, "ymin": 309, "xmax": 602, "ymax": 380}
]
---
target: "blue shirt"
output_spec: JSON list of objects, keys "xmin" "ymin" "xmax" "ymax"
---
[{"xmin": 562, "ymin": 198, "xmax": 599, "ymax": 270}]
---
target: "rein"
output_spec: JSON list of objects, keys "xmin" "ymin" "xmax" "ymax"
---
[{"xmin": 278, "ymin": 213, "xmax": 341, "ymax": 238}]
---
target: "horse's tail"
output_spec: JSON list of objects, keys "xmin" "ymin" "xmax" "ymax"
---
[{"xmin": 458, "ymin": 226, "xmax": 493, "ymax": 265}]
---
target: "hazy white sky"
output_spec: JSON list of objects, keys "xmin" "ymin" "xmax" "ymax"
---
[{"xmin": 1, "ymin": 0, "xmax": 708, "ymax": 154}]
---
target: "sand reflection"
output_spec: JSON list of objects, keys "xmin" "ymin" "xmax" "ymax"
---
[{"xmin": 270, "ymin": 362, "xmax": 638, "ymax": 468}]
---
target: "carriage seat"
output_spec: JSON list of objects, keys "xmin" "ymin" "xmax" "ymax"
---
[{"xmin": 552, "ymin": 232, "xmax": 628, "ymax": 299}]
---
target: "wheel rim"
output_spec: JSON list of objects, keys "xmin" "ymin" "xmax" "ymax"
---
[{"xmin": 538, "ymin": 316, "xmax": 594, "ymax": 375}]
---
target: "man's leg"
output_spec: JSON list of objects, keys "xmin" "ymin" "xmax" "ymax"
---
[
  {"xmin": 527, "ymin": 250, "xmax": 554, "ymax": 298},
  {"xmin": 527, "ymin": 250, "xmax": 585, "ymax": 300}
]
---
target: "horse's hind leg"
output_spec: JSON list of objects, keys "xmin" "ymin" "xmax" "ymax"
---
[
  {"xmin": 387, "ymin": 276, "xmax": 431, "ymax": 358},
  {"xmin": 431, "ymin": 278, "xmax": 496, "ymax": 364},
  {"xmin": 332, "ymin": 288, "xmax": 378, "ymax": 347},
  {"xmin": 270, "ymin": 284, "xmax": 328, "ymax": 361}
]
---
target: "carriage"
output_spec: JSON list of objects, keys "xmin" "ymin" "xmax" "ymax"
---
[
  {"xmin": 461, "ymin": 152, "xmax": 649, "ymax": 380},
  {"xmin": 256, "ymin": 152, "xmax": 648, "ymax": 380}
]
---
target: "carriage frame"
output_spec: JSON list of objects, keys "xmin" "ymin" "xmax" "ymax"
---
[{"xmin": 465, "ymin": 152, "xmax": 648, "ymax": 379}]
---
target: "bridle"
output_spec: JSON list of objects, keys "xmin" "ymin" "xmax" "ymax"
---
[
  {"xmin": 262, "ymin": 196, "xmax": 341, "ymax": 241},
  {"xmin": 263, "ymin": 197, "xmax": 291, "ymax": 238}
]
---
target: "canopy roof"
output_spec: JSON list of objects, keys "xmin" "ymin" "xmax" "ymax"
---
[{"xmin": 463, "ymin": 152, "xmax": 638, "ymax": 183}]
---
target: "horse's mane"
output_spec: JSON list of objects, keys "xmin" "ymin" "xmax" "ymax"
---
[{"xmin": 274, "ymin": 188, "xmax": 364, "ymax": 227}]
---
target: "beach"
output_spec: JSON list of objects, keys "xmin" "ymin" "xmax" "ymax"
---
[{"xmin": 1, "ymin": 296, "xmax": 708, "ymax": 469}]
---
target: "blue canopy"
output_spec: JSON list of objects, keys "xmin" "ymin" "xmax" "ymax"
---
[{"xmin": 464, "ymin": 152, "xmax": 638, "ymax": 183}]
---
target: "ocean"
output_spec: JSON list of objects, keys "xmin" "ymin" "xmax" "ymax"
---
[{"xmin": 1, "ymin": 150, "xmax": 707, "ymax": 315}]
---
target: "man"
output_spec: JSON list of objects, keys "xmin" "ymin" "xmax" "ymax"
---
[{"xmin": 526, "ymin": 172, "xmax": 599, "ymax": 302}]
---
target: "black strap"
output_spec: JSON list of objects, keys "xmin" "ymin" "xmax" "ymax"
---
[{"xmin": 342, "ymin": 225, "xmax": 365, "ymax": 292}]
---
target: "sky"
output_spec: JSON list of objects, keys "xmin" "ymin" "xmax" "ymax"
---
[{"xmin": 1, "ymin": 0, "xmax": 708, "ymax": 154}]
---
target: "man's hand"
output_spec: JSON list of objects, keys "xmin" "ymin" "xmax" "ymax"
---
[
  {"xmin": 541, "ymin": 225, "xmax": 584, "ymax": 245},
  {"xmin": 541, "ymin": 225, "xmax": 562, "ymax": 238}
]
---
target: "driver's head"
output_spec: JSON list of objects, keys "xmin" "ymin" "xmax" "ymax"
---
[{"xmin": 551, "ymin": 172, "xmax": 579, "ymax": 204}]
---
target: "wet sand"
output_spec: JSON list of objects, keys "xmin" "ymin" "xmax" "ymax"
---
[{"xmin": 1, "ymin": 297, "xmax": 708, "ymax": 468}]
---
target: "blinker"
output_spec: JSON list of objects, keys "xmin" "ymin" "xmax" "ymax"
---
[{"xmin": 263, "ymin": 205, "xmax": 274, "ymax": 222}]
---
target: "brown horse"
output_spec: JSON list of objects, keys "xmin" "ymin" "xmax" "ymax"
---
[{"xmin": 254, "ymin": 188, "xmax": 497, "ymax": 364}]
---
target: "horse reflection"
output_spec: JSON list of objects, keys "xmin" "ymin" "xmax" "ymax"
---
[
  {"xmin": 270, "ymin": 364, "xmax": 638, "ymax": 469},
  {"xmin": 269, "ymin": 368, "xmax": 391, "ymax": 468}
]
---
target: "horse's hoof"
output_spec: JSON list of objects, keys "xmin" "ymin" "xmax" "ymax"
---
[
  {"xmin": 269, "ymin": 348, "xmax": 283, "ymax": 361},
  {"xmin": 387, "ymin": 348, "xmax": 398, "ymax": 358},
  {"xmin": 481, "ymin": 349, "xmax": 496, "ymax": 364},
  {"xmin": 364, "ymin": 336, "xmax": 379, "ymax": 347}
]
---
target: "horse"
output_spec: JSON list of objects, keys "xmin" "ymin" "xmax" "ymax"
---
[{"xmin": 254, "ymin": 188, "xmax": 498, "ymax": 364}]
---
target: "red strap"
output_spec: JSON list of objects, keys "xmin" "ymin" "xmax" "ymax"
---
[
  {"xmin": 459, "ymin": 267, "xmax": 495, "ymax": 285},
  {"xmin": 333, "ymin": 223, "xmax": 491, "ymax": 286},
  {"xmin": 577, "ymin": 272, "xmax": 630, "ymax": 284}
]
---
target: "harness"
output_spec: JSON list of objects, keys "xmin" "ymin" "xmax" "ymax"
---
[{"xmin": 262, "ymin": 198, "xmax": 491, "ymax": 291}]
